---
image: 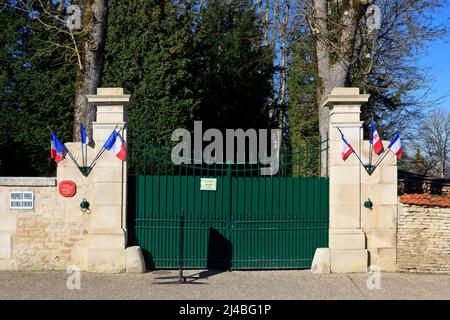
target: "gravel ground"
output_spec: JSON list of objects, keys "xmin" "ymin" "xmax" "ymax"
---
[{"xmin": 0, "ymin": 270, "xmax": 449, "ymax": 300}]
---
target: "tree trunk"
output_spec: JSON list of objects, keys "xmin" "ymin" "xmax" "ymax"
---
[
  {"xmin": 262, "ymin": 0, "xmax": 270, "ymax": 46},
  {"xmin": 312, "ymin": 0, "xmax": 332, "ymax": 175},
  {"xmin": 272, "ymin": 0, "xmax": 279, "ymax": 49},
  {"xmin": 73, "ymin": 0, "xmax": 108, "ymax": 140},
  {"xmin": 279, "ymin": 0, "xmax": 289, "ymax": 141},
  {"xmin": 279, "ymin": 0, "xmax": 288, "ymax": 106},
  {"xmin": 311, "ymin": 0, "xmax": 359, "ymax": 175}
]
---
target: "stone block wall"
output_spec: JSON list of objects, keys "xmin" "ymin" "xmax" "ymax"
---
[
  {"xmin": 397, "ymin": 195, "xmax": 450, "ymax": 273},
  {"xmin": 0, "ymin": 176, "xmax": 90, "ymax": 270}
]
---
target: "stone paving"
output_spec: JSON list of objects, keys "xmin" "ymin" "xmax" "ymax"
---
[{"xmin": 0, "ymin": 270, "xmax": 449, "ymax": 300}]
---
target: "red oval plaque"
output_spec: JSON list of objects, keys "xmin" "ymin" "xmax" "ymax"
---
[{"xmin": 59, "ymin": 180, "xmax": 76, "ymax": 197}]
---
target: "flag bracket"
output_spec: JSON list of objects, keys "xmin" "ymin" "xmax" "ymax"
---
[
  {"xmin": 363, "ymin": 164, "xmax": 376, "ymax": 176},
  {"xmin": 50, "ymin": 125, "xmax": 123, "ymax": 178},
  {"xmin": 337, "ymin": 126, "xmax": 400, "ymax": 177},
  {"xmin": 79, "ymin": 166, "xmax": 91, "ymax": 177}
]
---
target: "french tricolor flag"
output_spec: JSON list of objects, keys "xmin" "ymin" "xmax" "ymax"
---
[
  {"xmin": 50, "ymin": 131, "xmax": 65, "ymax": 163},
  {"xmin": 388, "ymin": 133, "xmax": 402, "ymax": 159},
  {"xmin": 370, "ymin": 121, "xmax": 384, "ymax": 155},
  {"xmin": 104, "ymin": 130, "xmax": 126, "ymax": 161},
  {"xmin": 341, "ymin": 132, "xmax": 354, "ymax": 160},
  {"xmin": 80, "ymin": 123, "xmax": 91, "ymax": 145}
]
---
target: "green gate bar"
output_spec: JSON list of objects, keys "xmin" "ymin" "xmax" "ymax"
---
[{"xmin": 127, "ymin": 137, "xmax": 329, "ymax": 270}]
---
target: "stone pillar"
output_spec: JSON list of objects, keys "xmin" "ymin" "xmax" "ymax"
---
[
  {"xmin": 319, "ymin": 88, "xmax": 398, "ymax": 273},
  {"xmin": 85, "ymin": 88, "xmax": 131, "ymax": 272},
  {"xmin": 323, "ymin": 87, "xmax": 370, "ymax": 273}
]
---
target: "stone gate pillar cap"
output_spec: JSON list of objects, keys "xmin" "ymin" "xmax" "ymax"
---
[
  {"xmin": 321, "ymin": 87, "xmax": 370, "ymax": 109},
  {"xmin": 97, "ymin": 87, "xmax": 128, "ymax": 95},
  {"xmin": 86, "ymin": 87, "xmax": 132, "ymax": 105}
]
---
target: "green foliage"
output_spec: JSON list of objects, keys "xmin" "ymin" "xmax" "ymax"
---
[
  {"xmin": 0, "ymin": 4, "xmax": 75, "ymax": 176},
  {"xmin": 193, "ymin": 0, "xmax": 274, "ymax": 131},
  {"xmin": 1, "ymin": 0, "xmax": 274, "ymax": 175},
  {"xmin": 409, "ymin": 148, "xmax": 430, "ymax": 175},
  {"xmin": 287, "ymin": 30, "xmax": 319, "ymax": 151},
  {"xmin": 103, "ymin": 0, "xmax": 200, "ymax": 145},
  {"xmin": 104, "ymin": 0, "xmax": 273, "ymax": 146}
]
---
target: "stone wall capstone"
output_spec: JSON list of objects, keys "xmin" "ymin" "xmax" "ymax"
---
[{"xmin": 0, "ymin": 178, "xmax": 88, "ymax": 270}]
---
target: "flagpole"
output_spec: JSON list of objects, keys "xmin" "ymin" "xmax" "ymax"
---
[
  {"xmin": 80, "ymin": 136, "xmax": 85, "ymax": 167},
  {"xmin": 48, "ymin": 127, "xmax": 54, "ymax": 161},
  {"xmin": 369, "ymin": 117, "xmax": 373, "ymax": 166},
  {"xmin": 370, "ymin": 150, "xmax": 389, "ymax": 174},
  {"xmin": 64, "ymin": 144, "xmax": 81, "ymax": 168},
  {"xmin": 88, "ymin": 143, "xmax": 109, "ymax": 169},
  {"xmin": 49, "ymin": 128, "xmax": 80, "ymax": 168},
  {"xmin": 88, "ymin": 148, "xmax": 107, "ymax": 169},
  {"xmin": 373, "ymin": 147, "xmax": 392, "ymax": 169},
  {"xmin": 351, "ymin": 148, "xmax": 367, "ymax": 168},
  {"xmin": 374, "ymin": 130, "xmax": 401, "ymax": 169},
  {"xmin": 87, "ymin": 125, "xmax": 119, "ymax": 169},
  {"xmin": 116, "ymin": 126, "xmax": 125, "ymax": 137},
  {"xmin": 336, "ymin": 127, "xmax": 366, "ymax": 168}
]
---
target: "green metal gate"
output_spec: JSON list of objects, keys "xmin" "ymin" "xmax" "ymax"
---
[{"xmin": 127, "ymin": 139, "xmax": 329, "ymax": 269}]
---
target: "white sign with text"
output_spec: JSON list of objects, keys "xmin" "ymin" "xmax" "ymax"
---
[
  {"xmin": 10, "ymin": 191, "xmax": 34, "ymax": 210},
  {"xmin": 200, "ymin": 178, "xmax": 217, "ymax": 191}
]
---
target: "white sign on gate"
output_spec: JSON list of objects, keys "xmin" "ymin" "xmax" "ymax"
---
[
  {"xmin": 10, "ymin": 191, "xmax": 34, "ymax": 210},
  {"xmin": 200, "ymin": 178, "xmax": 217, "ymax": 191}
]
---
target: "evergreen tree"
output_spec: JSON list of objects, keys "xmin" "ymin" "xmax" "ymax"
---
[
  {"xmin": 410, "ymin": 148, "xmax": 430, "ymax": 176},
  {"xmin": 103, "ymin": 0, "xmax": 199, "ymax": 144},
  {"xmin": 287, "ymin": 30, "xmax": 319, "ymax": 152},
  {"xmin": 193, "ymin": 0, "xmax": 273, "ymax": 131},
  {"xmin": 0, "ymin": 4, "xmax": 75, "ymax": 176}
]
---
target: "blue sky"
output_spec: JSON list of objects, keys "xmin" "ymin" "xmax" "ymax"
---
[{"xmin": 417, "ymin": 6, "xmax": 450, "ymax": 110}]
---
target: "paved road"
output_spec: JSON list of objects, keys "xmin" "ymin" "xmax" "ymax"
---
[{"xmin": 0, "ymin": 270, "xmax": 449, "ymax": 300}]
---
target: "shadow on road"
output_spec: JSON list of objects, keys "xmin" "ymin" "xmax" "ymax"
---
[{"xmin": 152, "ymin": 269, "xmax": 227, "ymax": 285}]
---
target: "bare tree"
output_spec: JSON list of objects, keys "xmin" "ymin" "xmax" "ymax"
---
[
  {"xmin": 279, "ymin": 0, "xmax": 290, "ymax": 142},
  {"xmin": 415, "ymin": 109, "xmax": 450, "ymax": 178},
  {"xmin": 279, "ymin": 0, "xmax": 289, "ymax": 108},
  {"xmin": 263, "ymin": 0, "xmax": 270, "ymax": 46},
  {"xmin": 287, "ymin": 0, "xmax": 448, "ymax": 174},
  {"xmin": 4, "ymin": 0, "xmax": 108, "ymax": 139},
  {"xmin": 262, "ymin": 0, "xmax": 291, "ymax": 143}
]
